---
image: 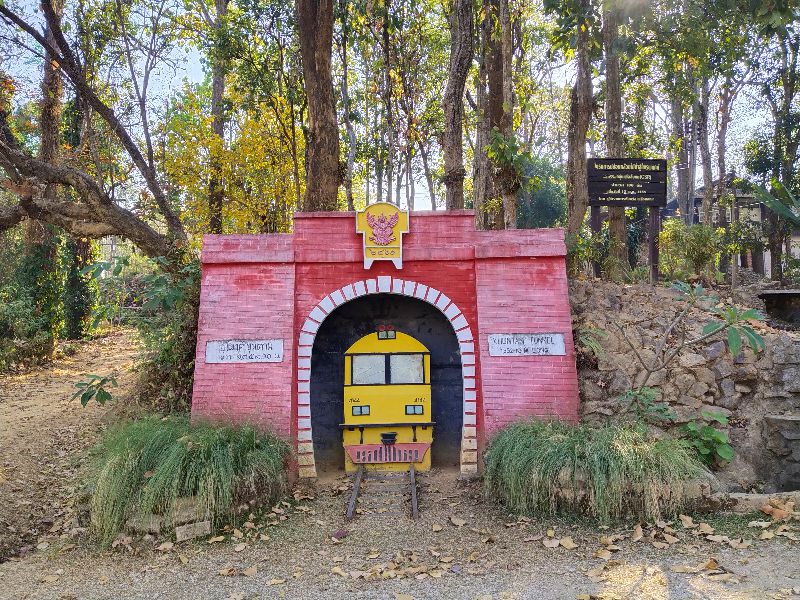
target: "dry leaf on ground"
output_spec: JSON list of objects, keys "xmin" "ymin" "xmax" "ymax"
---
[{"xmin": 560, "ymin": 537, "xmax": 578, "ymax": 549}]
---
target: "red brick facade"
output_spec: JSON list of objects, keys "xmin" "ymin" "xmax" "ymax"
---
[{"xmin": 191, "ymin": 210, "xmax": 578, "ymax": 477}]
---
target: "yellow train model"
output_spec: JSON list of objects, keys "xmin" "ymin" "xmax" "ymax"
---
[{"xmin": 341, "ymin": 326, "xmax": 434, "ymax": 473}]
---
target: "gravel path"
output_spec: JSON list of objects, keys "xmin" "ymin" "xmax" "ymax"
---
[
  {"xmin": 2, "ymin": 330, "xmax": 800, "ymax": 599},
  {"xmin": 2, "ymin": 472, "xmax": 799, "ymax": 599}
]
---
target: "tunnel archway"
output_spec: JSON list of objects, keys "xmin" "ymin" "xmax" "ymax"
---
[
  {"xmin": 296, "ymin": 277, "xmax": 479, "ymax": 477},
  {"xmin": 310, "ymin": 293, "xmax": 463, "ymax": 473}
]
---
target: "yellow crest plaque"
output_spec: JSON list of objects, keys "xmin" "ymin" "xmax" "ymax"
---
[{"xmin": 355, "ymin": 202, "xmax": 409, "ymax": 269}]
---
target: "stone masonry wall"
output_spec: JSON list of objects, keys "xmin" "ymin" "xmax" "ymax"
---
[{"xmin": 570, "ymin": 280, "xmax": 800, "ymax": 492}]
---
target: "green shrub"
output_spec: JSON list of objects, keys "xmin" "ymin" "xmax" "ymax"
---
[
  {"xmin": 681, "ymin": 411, "xmax": 734, "ymax": 465},
  {"xmin": 0, "ymin": 283, "xmax": 53, "ymax": 369},
  {"xmin": 683, "ymin": 224, "xmax": 721, "ymax": 276},
  {"xmin": 135, "ymin": 260, "xmax": 200, "ymax": 412},
  {"xmin": 88, "ymin": 416, "xmax": 290, "ymax": 547},
  {"xmin": 484, "ymin": 420, "xmax": 709, "ymax": 522}
]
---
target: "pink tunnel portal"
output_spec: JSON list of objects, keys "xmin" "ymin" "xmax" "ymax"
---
[{"xmin": 191, "ymin": 210, "xmax": 579, "ymax": 478}]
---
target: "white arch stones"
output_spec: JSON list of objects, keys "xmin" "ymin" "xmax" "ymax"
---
[{"xmin": 295, "ymin": 275, "xmax": 479, "ymax": 479}]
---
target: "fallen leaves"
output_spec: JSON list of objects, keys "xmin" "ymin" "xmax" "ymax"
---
[
  {"xmin": 670, "ymin": 558, "xmax": 719, "ymax": 574},
  {"xmin": 594, "ymin": 548, "xmax": 613, "ymax": 560},
  {"xmin": 761, "ymin": 500, "xmax": 795, "ymax": 522},
  {"xmin": 631, "ymin": 524, "xmax": 643, "ymax": 542},
  {"xmin": 560, "ymin": 537, "xmax": 578, "ymax": 550},
  {"xmin": 242, "ymin": 565, "xmax": 257, "ymax": 577},
  {"xmin": 670, "ymin": 557, "xmax": 741, "ymax": 583},
  {"xmin": 679, "ymin": 514, "xmax": 697, "ymax": 529},
  {"xmin": 155, "ymin": 541, "xmax": 173, "ymax": 552},
  {"xmin": 449, "ymin": 516, "xmax": 466, "ymax": 527},
  {"xmin": 431, "ymin": 523, "xmax": 443, "ymax": 532}
]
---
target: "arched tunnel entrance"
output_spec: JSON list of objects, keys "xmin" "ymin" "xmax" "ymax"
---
[{"xmin": 310, "ymin": 293, "xmax": 463, "ymax": 473}]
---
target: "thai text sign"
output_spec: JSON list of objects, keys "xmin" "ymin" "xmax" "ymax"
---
[
  {"xmin": 355, "ymin": 202, "xmax": 409, "ymax": 269},
  {"xmin": 588, "ymin": 158, "xmax": 667, "ymax": 207},
  {"xmin": 488, "ymin": 333, "xmax": 566, "ymax": 357},
  {"xmin": 205, "ymin": 339, "xmax": 284, "ymax": 363}
]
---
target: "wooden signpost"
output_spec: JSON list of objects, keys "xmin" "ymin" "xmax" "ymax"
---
[{"xmin": 587, "ymin": 158, "xmax": 667, "ymax": 283}]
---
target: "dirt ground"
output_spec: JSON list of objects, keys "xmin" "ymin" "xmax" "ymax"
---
[
  {"xmin": 2, "ymin": 330, "xmax": 800, "ymax": 600},
  {"xmin": 0, "ymin": 329, "xmax": 139, "ymax": 560}
]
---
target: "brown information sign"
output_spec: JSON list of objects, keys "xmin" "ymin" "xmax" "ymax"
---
[{"xmin": 588, "ymin": 158, "xmax": 667, "ymax": 207}]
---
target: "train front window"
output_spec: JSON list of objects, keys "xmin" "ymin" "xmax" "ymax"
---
[
  {"xmin": 390, "ymin": 354, "xmax": 424, "ymax": 384},
  {"xmin": 352, "ymin": 354, "xmax": 385, "ymax": 384}
]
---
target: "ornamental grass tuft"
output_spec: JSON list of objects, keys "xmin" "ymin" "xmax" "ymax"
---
[
  {"xmin": 88, "ymin": 415, "xmax": 290, "ymax": 547},
  {"xmin": 484, "ymin": 420, "xmax": 710, "ymax": 522}
]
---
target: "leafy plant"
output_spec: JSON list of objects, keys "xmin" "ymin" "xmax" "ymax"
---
[
  {"xmin": 484, "ymin": 420, "xmax": 709, "ymax": 522},
  {"xmin": 618, "ymin": 386, "xmax": 675, "ymax": 424},
  {"xmin": 681, "ymin": 411, "xmax": 734, "ymax": 465},
  {"xmin": 87, "ymin": 416, "xmax": 290, "ymax": 547},
  {"xmin": 71, "ymin": 373, "xmax": 118, "ymax": 407},
  {"xmin": 135, "ymin": 258, "xmax": 200, "ymax": 412},
  {"xmin": 617, "ymin": 282, "xmax": 765, "ymax": 393},
  {"xmin": 486, "ymin": 128, "xmax": 538, "ymax": 192},
  {"xmin": 658, "ymin": 218, "xmax": 690, "ymax": 281},
  {"xmin": 577, "ymin": 326, "xmax": 607, "ymax": 358},
  {"xmin": 753, "ymin": 179, "xmax": 800, "ymax": 227},
  {"xmin": 682, "ymin": 224, "xmax": 721, "ymax": 278}
]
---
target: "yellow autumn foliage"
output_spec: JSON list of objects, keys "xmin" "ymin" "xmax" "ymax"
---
[{"xmin": 162, "ymin": 85, "xmax": 304, "ymax": 248}]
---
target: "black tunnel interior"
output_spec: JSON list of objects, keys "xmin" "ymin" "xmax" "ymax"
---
[{"xmin": 310, "ymin": 293, "xmax": 463, "ymax": 472}]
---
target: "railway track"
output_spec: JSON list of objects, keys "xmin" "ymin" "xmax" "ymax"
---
[{"xmin": 346, "ymin": 465, "xmax": 420, "ymax": 520}]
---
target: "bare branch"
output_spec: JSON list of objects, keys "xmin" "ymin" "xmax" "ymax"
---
[{"xmin": 0, "ymin": 1, "xmax": 186, "ymax": 243}]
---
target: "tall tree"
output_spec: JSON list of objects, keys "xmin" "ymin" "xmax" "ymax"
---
[
  {"xmin": 485, "ymin": 0, "xmax": 517, "ymax": 228},
  {"xmin": 196, "ymin": 0, "xmax": 230, "ymax": 233},
  {"xmin": 337, "ymin": 0, "xmax": 357, "ymax": 211},
  {"xmin": 560, "ymin": 0, "xmax": 594, "ymax": 240},
  {"xmin": 603, "ymin": 0, "xmax": 626, "ymax": 266},
  {"xmin": 441, "ymin": 0, "xmax": 473, "ymax": 210},
  {"xmin": 0, "ymin": 0, "xmax": 187, "ymax": 260},
  {"xmin": 296, "ymin": 0, "xmax": 341, "ymax": 211}
]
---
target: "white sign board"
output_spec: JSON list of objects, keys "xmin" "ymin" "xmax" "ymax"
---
[
  {"xmin": 488, "ymin": 333, "xmax": 566, "ymax": 357},
  {"xmin": 205, "ymin": 339, "xmax": 284, "ymax": 363}
]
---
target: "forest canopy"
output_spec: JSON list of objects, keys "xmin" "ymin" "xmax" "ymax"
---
[{"xmin": 0, "ymin": 0, "xmax": 797, "ymax": 261}]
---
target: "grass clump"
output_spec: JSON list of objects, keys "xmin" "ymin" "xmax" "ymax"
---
[
  {"xmin": 88, "ymin": 415, "xmax": 290, "ymax": 547},
  {"xmin": 484, "ymin": 420, "xmax": 709, "ymax": 522}
]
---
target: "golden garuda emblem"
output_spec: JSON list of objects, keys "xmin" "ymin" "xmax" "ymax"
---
[{"xmin": 355, "ymin": 202, "xmax": 409, "ymax": 269}]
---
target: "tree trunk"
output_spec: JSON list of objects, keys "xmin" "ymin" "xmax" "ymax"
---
[
  {"xmin": 717, "ymin": 77, "xmax": 733, "ymax": 280},
  {"xmin": 208, "ymin": 0, "xmax": 229, "ymax": 234},
  {"xmin": 297, "ymin": 0, "xmax": 341, "ymax": 211},
  {"xmin": 382, "ymin": 6, "xmax": 395, "ymax": 205},
  {"xmin": 419, "ymin": 140, "xmax": 436, "ymax": 209},
  {"xmin": 565, "ymin": 0, "xmax": 593, "ymax": 241},
  {"xmin": 670, "ymin": 99, "xmax": 692, "ymax": 225},
  {"xmin": 441, "ymin": 0, "xmax": 473, "ymax": 210},
  {"xmin": 406, "ymin": 148, "xmax": 414, "ymax": 210},
  {"xmin": 603, "ymin": 1, "xmax": 626, "ymax": 267},
  {"xmin": 338, "ymin": 0, "xmax": 356, "ymax": 211},
  {"xmin": 697, "ymin": 77, "xmax": 714, "ymax": 227},
  {"xmin": 485, "ymin": 0, "xmax": 516, "ymax": 229},
  {"xmin": 472, "ymin": 15, "xmax": 492, "ymax": 228}
]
